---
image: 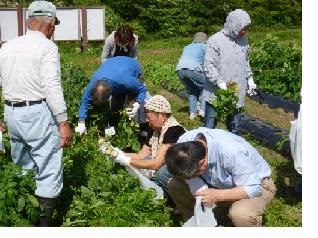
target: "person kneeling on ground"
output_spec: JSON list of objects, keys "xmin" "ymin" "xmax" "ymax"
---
[
  {"xmin": 165, "ymin": 127, "xmax": 276, "ymax": 227},
  {"xmin": 112, "ymin": 95, "xmax": 186, "ymax": 198}
]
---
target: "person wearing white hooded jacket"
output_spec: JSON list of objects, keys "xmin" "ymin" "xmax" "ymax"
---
[{"xmin": 203, "ymin": 9, "xmax": 257, "ymax": 135}]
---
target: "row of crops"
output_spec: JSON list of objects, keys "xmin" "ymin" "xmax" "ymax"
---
[{"xmin": 143, "ymin": 34, "xmax": 301, "ymax": 103}]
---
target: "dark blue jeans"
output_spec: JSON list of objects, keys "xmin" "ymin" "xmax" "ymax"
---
[
  {"xmin": 203, "ymin": 102, "xmax": 242, "ymax": 135},
  {"xmin": 177, "ymin": 69, "xmax": 206, "ymax": 114},
  {"xmin": 151, "ymin": 165, "xmax": 171, "ymax": 199}
]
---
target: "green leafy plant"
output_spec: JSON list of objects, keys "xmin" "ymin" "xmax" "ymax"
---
[
  {"xmin": 61, "ymin": 130, "xmax": 173, "ymax": 227},
  {"xmin": 144, "ymin": 61, "xmax": 184, "ymax": 91},
  {"xmin": 212, "ymin": 84, "xmax": 239, "ymax": 122},
  {"xmin": 112, "ymin": 111, "xmax": 140, "ymax": 152},
  {"xmin": 250, "ymin": 34, "xmax": 302, "ymax": 102},
  {"xmin": 61, "ymin": 63, "xmax": 90, "ymax": 124},
  {"xmin": 0, "ymin": 163, "xmax": 41, "ymax": 226}
]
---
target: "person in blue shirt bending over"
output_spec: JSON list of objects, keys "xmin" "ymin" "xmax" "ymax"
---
[
  {"xmin": 75, "ymin": 56, "xmax": 147, "ymax": 135},
  {"xmin": 165, "ymin": 127, "xmax": 277, "ymax": 227},
  {"xmin": 176, "ymin": 32, "xmax": 208, "ymax": 120}
]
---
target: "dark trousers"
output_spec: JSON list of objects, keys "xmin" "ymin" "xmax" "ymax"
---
[{"xmin": 203, "ymin": 102, "xmax": 242, "ymax": 135}]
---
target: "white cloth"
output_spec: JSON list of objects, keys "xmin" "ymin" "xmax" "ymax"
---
[
  {"xmin": 289, "ymin": 106, "xmax": 302, "ymax": 174},
  {"xmin": 183, "ymin": 177, "xmax": 217, "ymax": 227},
  {"xmin": 0, "ymin": 30, "xmax": 67, "ymax": 122}
]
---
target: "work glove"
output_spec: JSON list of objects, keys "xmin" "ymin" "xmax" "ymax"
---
[
  {"xmin": 217, "ymin": 82, "xmax": 227, "ymax": 90},
  {"xmin": 247, "ymin": 77, "xmax": 257, "ymax": 96},
  {"xmin": 113, "ymin": 153, "xmax": 131, "ymax": 167},
  {"xmin": 75, "ymin": 122, "xmax": 87, "ymax": 135},
  {"xmin": 126, "ymin": 102, "xmax": 140, "ymax": 119}
]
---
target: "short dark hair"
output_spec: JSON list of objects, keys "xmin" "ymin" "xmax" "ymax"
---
[
  {"xmin": 91, "ymin": 80, "xmax": 112, "ymax": 105},
  {"xmin": 114, "ymin": 26, "xmax": 135, "ymax": 47},
  {"xmin": 165, "ymin": 141, "xmax": 206, "ymax": 178}
]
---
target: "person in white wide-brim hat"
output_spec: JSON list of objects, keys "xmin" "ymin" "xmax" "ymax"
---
[{"xmin": 111, "ymin": 95, "xmax": 186, "ymax": 199}]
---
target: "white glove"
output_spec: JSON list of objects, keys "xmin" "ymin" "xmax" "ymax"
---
[
  {"xmin": 126, "ymin": 102, "xmax": 140, "ymax": 119},
  {"xmin": 75, "ymin": 122, "xmax": 87, "ymax": 135},
  {"xmin": 113, "ymin": 153, "xmax": 131, "ymax": 166},
  {"xmin": 217, "ymin": 82, "xmax": 227, "ymax": 90},
  {"xmin": 247, "ymin": 77, "xmax": 257, "ymax": 96}
]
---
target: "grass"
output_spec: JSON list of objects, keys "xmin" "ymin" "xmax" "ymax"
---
[{"xmin": 58, "ymin": 28, "xmax": 302, "ymax": 226}]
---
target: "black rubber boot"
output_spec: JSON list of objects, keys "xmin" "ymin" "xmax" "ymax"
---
[{"xmin": 36, "ymin": 196, "xmax": 57, "ymax": 227}]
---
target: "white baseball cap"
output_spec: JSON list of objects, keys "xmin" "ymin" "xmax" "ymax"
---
[{"xmin": 28, "ymin": 1, "xmax": 56, "ymax": 17}]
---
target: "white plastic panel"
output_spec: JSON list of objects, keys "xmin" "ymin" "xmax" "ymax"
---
[
  {"xmin": 86, "ymin": 8, "xmax": 105, "ymax": 40},
  {"xmin": 0, "ymin": 9, "xmax": 18, "ymax": 42},
  {"xmin": 0, "ymin": 7, "xmax": 104, "ymax": 42},
  {"xmin": 54, "ymin": 8, "xmax": 80, "ymax": 40}
]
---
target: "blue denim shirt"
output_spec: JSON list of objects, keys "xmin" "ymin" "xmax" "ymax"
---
[
  {"xmin": 176, "ymin": 43, "xmax": 207, "ymax": 71},
  {"xmin": 78, "ymin": 56, "xmax": 147, "ymax": 120},
  {"xmin": 177, "ymin": 127, "xmax": 272, "ymax": 198}
]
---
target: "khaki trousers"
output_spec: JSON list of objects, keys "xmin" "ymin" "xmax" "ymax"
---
[{"xmin": 168, "ymin": 177, "xmax": 276, "ymax": 227}]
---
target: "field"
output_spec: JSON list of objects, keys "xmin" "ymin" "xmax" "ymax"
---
[{"xmin": 0, "ymin": 28, "xmax": 302, "ymax": 227}]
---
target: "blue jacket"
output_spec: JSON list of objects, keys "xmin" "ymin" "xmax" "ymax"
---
[{"xmin": 78, "ymin": 56, "xmax": 146, "ymax": 120}]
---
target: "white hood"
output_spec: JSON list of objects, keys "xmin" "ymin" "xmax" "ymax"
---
[{"xmin": 222, "ymin": 9, "xmax": 251, "ymax": 38}]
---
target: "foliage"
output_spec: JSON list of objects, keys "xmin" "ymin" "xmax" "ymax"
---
[
  {"xmin": 212, "ymin": 84, "xmax": 239, "ymax": 122},
  {"xmin": 144, "ymin": 61, "xmax": 184, "ymax": 91},
  {"xmin": 112, "ymin": 111, "xmax": 140, "ymax": 152},
  {"xmin": 0, "ymin": 162, "xmax": 41, "ymax": 226},
  {"xmin": 139, "ymin": 3, "xmax": 196, "ymax": 37},
  {"xmin": 104, "ymin": 0, "xmax": 301, "ymax": 36},
  {"xmin": 61, "ymin": 131, "xmax": 173, "ymax": 227},
  {"xmin": 0, "ymin": 0, "xmax": 301, "ymax": 37},
  {"xmin": 125, "ymin": 20, "xmax": 147, "ymax": 39},
  {"xmin": 104, "ymin": 5, "xmax": 125, "ymax": 34},
  {"xmin": 250, "ymin": 34, "xmax": 302, "ymax": 102},
  {"xmin": 61, "ymin": 62, "xmax": 90, "ymax": 124}
]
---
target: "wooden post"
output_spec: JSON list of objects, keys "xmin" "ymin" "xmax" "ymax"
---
[
  {"xmin": 81, "ymin": 7, "xmax": 88, "ymax": 52},
  {"xmin": 17, "ymin": 5, "xmax": 23, "ymax": 36}
]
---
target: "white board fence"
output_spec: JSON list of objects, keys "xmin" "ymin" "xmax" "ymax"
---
[{"xmin": 0, "ymin": 6, "xmax": 105, "ymax": 47}]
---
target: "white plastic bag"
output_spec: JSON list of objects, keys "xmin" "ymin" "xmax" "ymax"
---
[
  {"xmin": 289, "ymin": 106, "xmax": 302, "ymax": 174},
  {"xmin": 124, "ymin": 165, "xmax": 164, "ymax": 200},
  {"xmin": 183, "ymin": 177, "xmax": 217, "ymax": 227}
]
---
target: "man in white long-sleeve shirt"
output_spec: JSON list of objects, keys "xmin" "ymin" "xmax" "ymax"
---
[{"xmin": 0, "ymin": 0, "xmax": 72, "ymax": 226}]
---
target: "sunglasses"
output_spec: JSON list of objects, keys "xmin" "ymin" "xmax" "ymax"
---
[{"xmin": 55, "ymin": 17, "xmax": 60, "ymax": 25}]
